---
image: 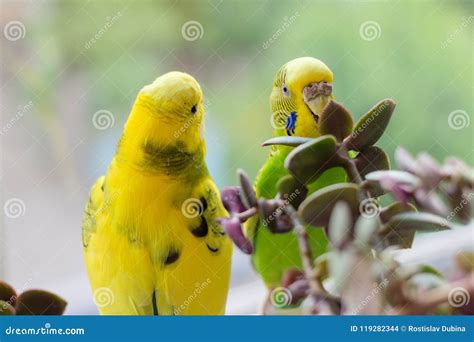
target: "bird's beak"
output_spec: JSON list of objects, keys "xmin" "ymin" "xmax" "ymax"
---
[{"xmin": 303, "ymin": 82, "xmax": 333, "ymax": 123}]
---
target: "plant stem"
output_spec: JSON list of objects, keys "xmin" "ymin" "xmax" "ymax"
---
[{"xmin": 286, "ymin": 205, "xmax": 336, "ymax": 314}]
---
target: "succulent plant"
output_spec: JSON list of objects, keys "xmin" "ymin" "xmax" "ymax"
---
[
  {"xmin": 0, "ymin": 280, "xmax": 67, "ymax": 315},
  {"xmin": 219, "ymin": 98, "xmax": 474, "ymax": 315}
]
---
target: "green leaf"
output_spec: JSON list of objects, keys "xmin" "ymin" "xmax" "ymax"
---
[
  {"xmin": 276, "ymin": 175, "xmax": 308, "ymax": 209},
  {"xmin": 0, "ymin": 300, "xmax": 16, "ymax": 315},
  {"xmin": 319, "ymin": 100, "xmax": 353, "ymax": 142},
  {"xmin": 261, "ymin": 136, "xmax": 313, "ymax": 147},
  {"xmin": 416, "ymin": 265, "xmax": 443, "ymax": 278},
  {"xmin": 285, "ymin": 135, "xmax": 342, "ymax": 184},
  {"xmin": 345, "ymin": 99, "xmax": 396, "ymax": 151},
  {"xmin": 299, "ymin": 183, "xmax": 360, "ymax": 227},
  {"xmin": 0, "ymin": 281, "xmax": 17, "ymax": 307},
  {"xmin": 354, "ymin": 146, "xmax": 390, "ymax": 178},
  {"xmin": 237, "ymin": 169, "xmax": 257, "ymax": 209},
  {"xmin": 15, "ymin": 290, "xmax": 67, "ymax": 315}
]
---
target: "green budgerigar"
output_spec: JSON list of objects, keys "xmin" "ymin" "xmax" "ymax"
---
[{"xmin": 245, "ymin": 57, "xmax": 347, "ymax": 292}]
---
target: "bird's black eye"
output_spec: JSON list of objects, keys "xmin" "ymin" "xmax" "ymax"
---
[
  {"xmin": 282, "ymin": 84, "xmax": 290, "ymax": 97},
  {"xmin": 191, "ymin": 104, "xmax": 197, "ymax": 114}
]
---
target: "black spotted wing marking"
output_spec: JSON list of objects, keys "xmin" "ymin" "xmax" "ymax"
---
[
  {"xmin": 189, "ymin": 188, "xmax": 225, "ymax": 253},
  {"xmin": 163, "ymin": 246, "xmax": 181, "ymax": 265}
]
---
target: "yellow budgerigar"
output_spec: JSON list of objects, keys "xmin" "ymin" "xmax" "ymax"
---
[{"xmin": 82, "ymin": 72, "xmax": 232, "ymax": 315}]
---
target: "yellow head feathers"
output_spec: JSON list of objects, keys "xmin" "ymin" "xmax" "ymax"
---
[
  {"xmin": 135, "ymin": 71, "xmax": 205, "ymax": 123},
  {"xmin": 119, "ymin": 71, "xmax": 207, "ymax": 172},
  {"xmin": 270, "ymin": 57, "xmax": 334, "ymax": 138}
]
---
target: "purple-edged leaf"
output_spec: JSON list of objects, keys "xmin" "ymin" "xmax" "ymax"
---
[
  {"xmin": 259, "ymin": 199, "xmax": 294, "ymax": 234},
  {"xmin": 380, "ymin": 212, "xmax": 451, "ymax": 249},
  {"xmin": 345, "ymin": 99, "xmax": 396, "ymax": 151},
  {"xmin": 276, "ymin": 175, "xmax": 308, "ymax": 209},
  {"xmin": 299, "ymin": 183, "xmax": 360, "ymax": 227},
  {"xmin": 220, "ymin": 187, "xmax": 246, "ymax": 214},
  {"xmin": 379, "ymin": 202, "xmax": 417, "ymax": 224},
  {"xmin": 237, "ymin": 169, "xmax": 257, "ymax": 209},
  {"xmin": 395, "ymin": 147, "xmax": 420, "ymax": 174},
  {"xmin": 218, "ymin": 216, "xmax": 253, "ymax": 254},
  {"xmin": 354, "ymin": 146, "xmax": 390, "ymax": 179},
  {"xmin": 285, "ymin": 135, "xmax": 342, "ymax": 184},
  {"xmin": 319, "ymin": 100, "xmax": 353, "ymax": 142}
]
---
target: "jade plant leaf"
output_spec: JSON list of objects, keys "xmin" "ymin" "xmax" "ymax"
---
[
  {"xmin": 380, "ymin": 212, "xmax": 451, "ymax": 248},
  {"xmin": 354, "ymin": 216, "xmax": 379, "ymax": 246},
  {"xmin": 15, "ymin": 290, "xmax": 67, "ymax": 315},
  {"xmin": 354, "ymin": 146, "xmax": 390, "ymax": 178},
  {"xmin": 365, "ymin": 170, "xmax": 421, "ymax": 187},
  {"xmin": 238, "ymin": 169, "xmax": 257, "ymax": 209},
  {"xmin": 328, "ymin": 201, "xmax": 353, "ymax": 249},
  {"xmin": 319, "ymin": 100, "xmax": 353, "ymax": 142},
  {"xmin": 299, "ymin": 183, "xmax": 360, "ymax": 227},
  {"xmin": 379, "ymin": 202, "xmax": 417, "ymax": 224},
  {"xmin": 285, "ymin": 135, "xmax": 342, "ymax": 184},
  {"xmin": 384, "ymin": 212, "xmax": 452, "ymax": 232},
  {"xmin": 0, "ymin": 281, "xmax": 17, "ymax": 307},
  {"xmin": 262, "ymin": 136, "xmax": 313, "ymax": 147},
  {"xmin": 0, "ymin": 300, "xmax": 16, "ymax": 315},
  {"xmin": 218, "ymin": 216, "xmax": 253, "ymax": 254},
  {"xmin": 276, "ymin": 175, "xmax": 308, "ymax": 209},
  {"xmin": 360, "ymin": 180, "xmax": 386, "ymax": 197},
  {"xmin": 344, "ymin": 99, "xmax": 396, "ymax": 151},
  {"xmin": 259, "ymin": 199, "xmax": 293, "ymax": 234}
]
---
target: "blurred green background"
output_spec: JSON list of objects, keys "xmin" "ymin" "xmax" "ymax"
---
[{"xmin": 1, "ymin": 0, "xmax": 472, "ymax": 314}]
